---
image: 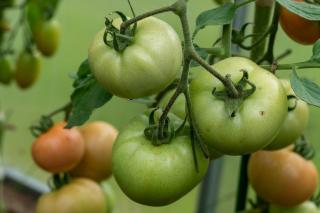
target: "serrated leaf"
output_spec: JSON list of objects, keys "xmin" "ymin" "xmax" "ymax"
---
[
  {"xmin": 276, "ymin": 0, "xmax": 320, "ymax": 21},
  {"xmin": 190, "ymin": 45, "xmax": 208, "ymax": 67},
  {"xmin": 290, "ymin": 69, "xmax": 320, "ymax": 107},
  {"xmin": 193, "ymin": 3, "xmax": 236, "ymax": 39},
  {"xmin": 310, "ymin": 39, "xmax": 320, "ymax": 62},
  {"xmin": 66, "ymin": 60, "xmax": 113, "ymax": 128}
]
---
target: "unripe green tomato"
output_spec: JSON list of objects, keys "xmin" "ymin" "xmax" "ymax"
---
[
  {"xmin": 36, "ymin": 178, "xmax": 107, "ymax": 213},
  {"xmin": 0, "ymin": 56, "xmax": 14, "ymax": 85},
  {"xmin": 265, "ymin": 79, "xmax": 309, "ymax": 150},
  {"xmin": 112, "ymin": 114, "xmax": 209, "ymax": 206},
  {"xmin": 33, "ymin": 19, "xmax": 60, "ymax": 57},
  {"xmin": 102, "ymin": 182, "xmax": 115, "ymax": 213},
  {"xmin": 88, "ymin": 17, "xmax": 183, "ymax": 99},
  {"xmin": 269, "ymin": 201, "xmax": 319, "ymax": 213},
  {"xmin": 190, "ymin": 57, "xmax": 287, "ymax": 155},
  {"xmin": 15, "ymin": 51, "xmax": 41, "ymax": 89}
]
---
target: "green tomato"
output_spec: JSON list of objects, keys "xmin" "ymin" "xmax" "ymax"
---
[
  {"xmin": 269, "ymin": 201, "xmax": 319, "ymax": 213},
  {"xmin": 265, "ymin": 79, "xmax": 309, "ymax": 150},
  {"xmin": 15, "ymin": 51, "xmax": 41, "ymax": 89},
  {"xmin": 88, "ymin": 17, "xmax": 182, "ymax": 99},
  {"xmin": 112, "ymin": 114, "xmax": 209, "ymax": 206},
  {"xmin": 33, "ymin": 19, "xmax": 60, "ymax": 57},
  {"xmin": 190, "ymin": 57, "xmax": 287, "ymax": 155},
  {"xmin": 36, "ymin": 178, "xmax": 107, "ymax": 213},
  {"xmin": 0, "ymin": 56, "xmax": 13, "ymax": 85}
]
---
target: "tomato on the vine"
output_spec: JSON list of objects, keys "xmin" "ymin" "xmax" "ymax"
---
[
  {"xmin": 279, "ymin": 0, "xmax": 320, "ymax": 45},
  {"xmin": 36, "ymin": 178, "xmax": 107, "ymax": 213},
  {"xmin": 248, "ymin": 150, "xmax": 318, "ymax": 207},
  {"xmin": 190, "ymin": 57, "xmax": 287, "ymax": 155},
  {"xmin": 265, "ymin": 79, "xmax": 309, "ymax": 150},
  {"xmin": 70, "ymin": 121, "xmax": 118, "ymax": 182},
  {"xmin": 33, "ymin": 19, "xmax": 60, "ymax": 57},
  {"xmin": 269, "ymin": 201, "xmax": 319, "ymax": 213},
  {"xmin": 112, "ymin": 114, "xmax": 209, "ymax": 206},
  {"xmin": 32, "ymin": 122, "xmax": 85, "ymax": 173},
  {"xmin": 158, "ymin": 90, "xmax": 186, "ymax": 120},
  {"xmin": 15, "ymin": 50, "xmax": 41, "ymax": 89},
  {"xmin": 88, "ymin": 17, "xmax": 183, "ymax": 99},
  {"xmin": 0, "ymin": 56, "xmax": 13, "ymax": 85}
]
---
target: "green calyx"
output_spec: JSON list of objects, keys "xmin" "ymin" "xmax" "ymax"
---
[
  {"xmin": 212, "ymin": 70, "xmax": 256, "ymax": 117},
  {"xmin": 30, "ymin": 115, "xmax": 54, "ymax": 137},
  {"xmin": 287, "ymin": 94, "xmax": 298, "ymax": 112},
  {"xmin": 48, "ymin": 173, "xmax": 70, "ymax": 191},
  {"xmin": 103, "ymin": 12, "xmax": 136, "ymax": 52}
]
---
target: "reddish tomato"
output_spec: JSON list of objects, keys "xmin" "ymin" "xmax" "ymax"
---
[
  {"xmin": 70, "ymin": 121, "xmax": 118, "ymax": 182},
  {"xmin": 279, "ymin": 0, "xmax": 320, "ymax": 45},
  {"xmin": 32, "ymin": 122, "xmax": 85, "ymax": 173},
  {"xmin": 248, "ymin": 149, "xmax": 318, "ymax": 207}
]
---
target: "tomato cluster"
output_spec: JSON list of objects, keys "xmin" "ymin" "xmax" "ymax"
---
[{"xmin": 32, "ymin": 121, "xmax": 118, "ymax": 213}]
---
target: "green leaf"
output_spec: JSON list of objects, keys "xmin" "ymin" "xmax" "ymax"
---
[
  {"xmin": 193, "ymin": 3, "xmax": 236, "ymax": 39},
  {"xmin": 310, "ymin": 39, "xmax": 320, "ymax": 62},
  {"xmin": 276, "ymin": 0, "xmax": 320, "ymax": 21},
  {"xmin": 290, "ymin": 69, "xmax": 320, "ymax": 107},
  {"xmin": 66, "ymin": 60, "xmax": 113, "ymax": 128}
]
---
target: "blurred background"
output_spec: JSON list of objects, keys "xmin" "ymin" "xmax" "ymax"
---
[{"xmin": 0, "ymin": 0, "xmax": 319, "ymax": 212}]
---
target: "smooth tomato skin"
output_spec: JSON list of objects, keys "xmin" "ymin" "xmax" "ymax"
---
[
  {"xmin": 88, "ymin": 17, "xmax": 182, "ymax": 99},
  {"xmin": 269, "ymin": 201, "xmax": 319, "ymax": 213},
  {"xmin": 33, "ymin": 19, "xmax": 60, "ymax": 57},
  {"xmin": 0, "ymin": 56, "xmax": 14, "ymax": 85},
  {"xmin": 279, "ymin": 0, "xmax": 320, "ymax": 45},
  {"xmin": 190, "ymin": 57, "xmax": 287, "ymax": 155},
  {"xmin": 15, "ymin": 51, "xmax": 41, "ymax": 89},
  {"xmin": 32, "ymin": 122, "xmax": 85, "ymax": 173},
  {"xmin": 248, "ymin": 150, "xmax": 318, "ymax": 207},
  {"xmin": 112, "ymin": 115, "xmax": 209, "ymax": 206},
  {"xmin": 36, "ymin": 178, "xmax": 107, "ymax": 213},
  {"xmin": 265, "ymin": 79, "xmax": 309, "ymax": 150},
  {"xmin": 70, "ymin": 121, "xmax": 118, "ymax": 182}
]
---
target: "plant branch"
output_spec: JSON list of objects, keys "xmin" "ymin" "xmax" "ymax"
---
[{"xmin": 261, "ymin": 61, "xmax": 320, "ymax": 70}]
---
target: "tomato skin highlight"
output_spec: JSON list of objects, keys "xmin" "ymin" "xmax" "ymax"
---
[
  {"xmin": 15, "ymin": 51, "xmax": 41, "ymax": 89},
  {"xmin": 265, "ymin": 79, "xmax": 309, "ymax": 150},
  {"xmin": 279, "ymin": 0, "xmax": 320, "ymax": 45},
  {"xmin": 36, "ymin": 178, "xmax": 107, "ymax": 213},
  {"xmin": 88, "ymin": 17, "xmax": 183, "ymax": 99},
  {"xmin": 112, "ymin": 114, "xmax": 209, "ymax": 206},
  {"xmin": 32, "ymin": 122, "xmax": 85, "ymax": 173},
  {"xmin": 248, "ymin": 150, "xmax": 318, "ymax": 207},
  {"xmin": 70, "ymin": 121, "xmax": 118, "ymax": 182},
  {"xmin": 190, "ymin": 57, "xmax": 287, "ymax": 156}
]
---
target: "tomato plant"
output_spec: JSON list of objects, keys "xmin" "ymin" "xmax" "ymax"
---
[
  {"xmin": 70, "ymin": 121, "xmax": 118, "ymax": 182},
  {"xmin": 190, "ymin": 57, "xmax": 287, "ymax": 155},
  {"xmin": 33, "ymin": 19, "xmax": 60, "ymax": 57},
  {"xmin": 112, "ymin": 114, "xmax": 209, "ymax": 206},
  {"xmin": 0, "ymin": 56, "xmax": 13, "ymax": 85},
  {"xmin": 279, "ymin": 0, "xmax": 320, "ymax": 45},
  {"xmin": 248, "ymin": 149, "xmax": 318, "ymax": 207},
  {"xmin": 15, "ymin": 50, "xmax": 41, "ymax": 89},
  {"xmin": 265, "ymin": 79, "xmax": 309, "ymax": 150},
  {"xmin": 36, "ymin": 178, "xmax": 107, "ymax": 213},
  {"xmin": 32, "ymin": 122, "xmax": 85, "ymax": 173},
  {"xmin": 88, "ymin": 17, "xmax": 182, "ymax": 99}
]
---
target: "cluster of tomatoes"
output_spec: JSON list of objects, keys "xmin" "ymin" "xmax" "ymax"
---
[
  {"xmin": 83, "ymin": 12, "xmax": 320, "ymax": 209},
  {"xmin": 0, "ymin": 0, "xmax": 60, "ymax": 89},
  {"xmin": 31, "ymin": 121, "xmax": 118, "ymax": 213}
]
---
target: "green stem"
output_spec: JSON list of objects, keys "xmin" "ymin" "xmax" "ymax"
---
[
  {"xmin": 120, "ymin": 4, "xmax": 176, "ymax": 34},
  {"xmin": 221, "ymin": 24, "xmax": 232, "ymax": 58},
  {"xmin": 261, "ymin": 62, "xmax": 320, "ymax": 70},
  {"xmin": 250, "ymin": 0, "xmax": 274, "ymax": 62},
  {"xmin": 202, "ymin": 47, "xmax": 224, "ymax": 57}
]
